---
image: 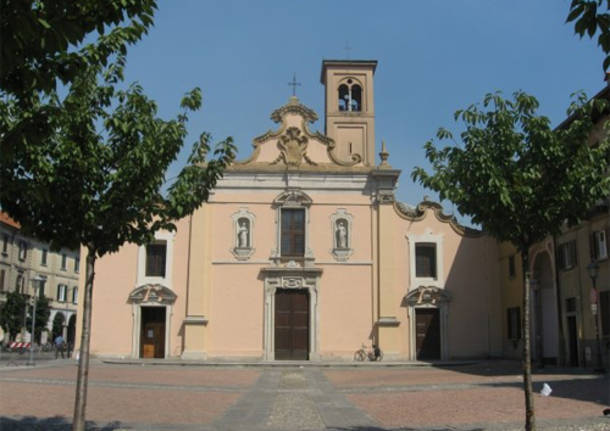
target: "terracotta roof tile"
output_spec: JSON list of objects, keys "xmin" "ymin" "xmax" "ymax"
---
[{"xmin": 0, "ymin": 211, "xmax": 21, "ymax": 229}]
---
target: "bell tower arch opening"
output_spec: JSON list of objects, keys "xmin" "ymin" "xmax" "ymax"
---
[{"xmin": 321, "ymin": 60, "xmax": 377, "ymax": 166}]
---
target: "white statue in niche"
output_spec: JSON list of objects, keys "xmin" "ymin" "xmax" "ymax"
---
[
  {"xmin": 336, "ymin": 219, "xmax": 348, "ymax": 249},
  {"xmin": 237, "ymin": 219, "xmax": 249, "ymax": 248}
]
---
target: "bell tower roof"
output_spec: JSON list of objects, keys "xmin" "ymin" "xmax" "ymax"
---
[{"xmin": 320, "ymin": 60, "xmax": 378, "ymax": 84}]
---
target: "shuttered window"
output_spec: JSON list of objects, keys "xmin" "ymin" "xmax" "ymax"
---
[
  {"xmin": 415, "ymin": 243, "xmax": 437, "ymax": 278},
  {"xmin": 590, "ymin": 229, "xmax": 609, "ymax": 260},
  {"xmin": 507, "ymin": 307, "xmax": 521, "ymax": 340},
  {"xmin": 557, "ymin": 240, "xmax": 578, "ymax": 270},
  {"xmin": 281, "ymin": 209, "xmax": 305, "ymax": 257},
  {"xmin": 145, "ymin": 243, "xmax": 167, "ymax": 277}
]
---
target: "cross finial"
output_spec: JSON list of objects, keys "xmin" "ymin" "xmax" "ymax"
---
[
  {"xmin": 344, "ymin": 41, "xmax": 352, "ymax": 59},
  {"xmin": 288, "ymin": 73, "xmax": 301, "ymax": 97}
]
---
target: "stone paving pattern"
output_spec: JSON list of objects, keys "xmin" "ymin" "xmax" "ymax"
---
[{"xmin": 0, "ymin": 360, "xmax": 608, "ymax": 430}]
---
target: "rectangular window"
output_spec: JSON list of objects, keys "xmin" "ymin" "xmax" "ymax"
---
[
  {"xmin": 565, "ymin": 297, "xmax": 577, "ymax": 313},
  {"xmin": 145, "ymin": 242, "xmax": 167, "ymax": 277},
  {"xmin": 57, "ymin": 284, "xmax": 67, "ymax": 302},
  {"xmin": 507, "ymin": 307, "xmax": 521, "ymax": 340},
  {"xmin": 18, "ymin": 241, "xmax": 27, "ymax": 261},
  {"xmin": 415, "ymin": 243, "xmax": 437, "ymax": 278},
  {"xmin": 61, "ymin": 253, "xmax": 67, "ymax": 270},
  {"xmin": 74, "ymin": 256, "xmax": 80, "ymax": 273},
  {"xmin": 601, "ymin": 291, "xmax": 609, "ymax": 336},
  {"xmin": 591, "ymin": 230, "xmax": 608, "ymax": 260},
  {"xmin": 72, "ymin": 287, "xmax": 78, "ymax": 304},
  {"xmin": 508, "ymin": 255, "xmax": 516, "ymax": 278},
  {"xmin": 15, "ymin": 273, "xmax": 24, "ymax": 293},
  {"xmin": 2, "ymin": 234, "xmax": 7, "ymax": 254},
  {"xmin": 0, "ymin": 269, "xmax": 5, "ymax": 291},
  {"xmin": 557, "ymin": 240, "xmax": 578, "ymax": 270},
  {"xmin": 281, "ymin": 209, "xmax": 305, "ymax": 257},
  {"xmin": 41, "ymin": 249, "xmax": 48, "ymax": 266},
  {"xmin": 38, "ymin": 281, "xmax": 45, "ymax": 298}
]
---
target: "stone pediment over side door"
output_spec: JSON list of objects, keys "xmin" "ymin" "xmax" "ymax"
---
[{"xmin": 229, "ymin": 96, "xmax": 367, "ymax": 172}]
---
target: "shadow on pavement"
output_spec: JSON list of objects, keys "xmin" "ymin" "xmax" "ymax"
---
[
  {"xmin": 0, "ymin": 416, "xmax": 127, "ymax": 431},
  {"xmin": 327, "ymin": 427, "xmax": 483, "ymax": 431}
]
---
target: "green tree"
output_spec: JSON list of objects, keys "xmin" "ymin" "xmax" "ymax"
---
[
  {"xmin": 0, "ymin": 56, "xmax": 235, "ymax": 431},
  {"xmin": 567, "ymin": 0, "xmax": 610, "ymax": 70},
  {"xmin": 0, "ymin": 291, "xmax": 26, "ymax": 341},
  {"xmin": 26, "ymin": 295, "xmax": 51, "ymax": 343},
  {"xmin": 52, "ymin": 312, "xmax": 66, "ymax": 340},
  {"xmin": 412, "ymin": 91, "xmax": 610, "ymax": 431}
]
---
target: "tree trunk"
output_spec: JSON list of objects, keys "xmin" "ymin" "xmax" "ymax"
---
[
  {"xmin": 521, "ymin": 251, "xmax": 536, "ymax": 431},
  {"xmin": 72, "ymin": 251, "xmax": 96, "ymax": 431}
]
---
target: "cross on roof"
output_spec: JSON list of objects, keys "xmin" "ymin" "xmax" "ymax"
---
[
  {"xmin": 288, "ymin": 73, "xmax": 301, "ymax": 97},
  {"xmin": 344, "ymin": 41, "xmax": 352, "ymax": 59}
]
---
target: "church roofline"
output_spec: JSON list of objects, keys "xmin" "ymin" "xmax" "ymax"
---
[{"xmin": 320, "ymin": 59, "xmax": 378, "ymax": 83}]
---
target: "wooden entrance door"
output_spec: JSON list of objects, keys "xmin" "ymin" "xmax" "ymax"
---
[
  {"xmin": 415, "ymin": 308, "xmax": 440, "ymax": 360},
  {"xmin": 140, "ymin": 306, "xmax": 166, "ymax": 359},
  {"xmin": 275, "ymin": 289, "xmax": 309, "ymax": 360}
]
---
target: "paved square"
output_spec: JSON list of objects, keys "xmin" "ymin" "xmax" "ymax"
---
[{"xmin": 0, "ymin": 360, "xmax": 608, "ymax": 430}]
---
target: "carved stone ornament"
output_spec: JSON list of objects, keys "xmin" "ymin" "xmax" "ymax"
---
[
  {"xmin": 128, "ymin": 283, "xmax": 177, "ymax": 305},
  {"xmin": 231, "ymin": 208, "xmax": 255, "ymax": 261},
  {"xmin": 330, "ymin": 208, "xmax": 354, "ymax": 262},
  {"xmin": 404, "ymin": 286, "xmax": 451, "ymax": 306},
  {"xmin": 271, "ymin": 127, "xmax": 317, "ymax": 167},
  {"xmin": 376, "ymin": 190, "xmax": 395, "ymax": 204}
]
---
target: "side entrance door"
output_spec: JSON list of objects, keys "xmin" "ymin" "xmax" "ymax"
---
[
  {"xmin": 140, "ymin": 306, "xmax": 166, "ymax": 359},
  {"xmin": 275, "ymin": 289, "xmax": 309, "ymax": 360},
  {"xmin": 415, "ymin": 308, "xmax": 441, "ymax": 360}
]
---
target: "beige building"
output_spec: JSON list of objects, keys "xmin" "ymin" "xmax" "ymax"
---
[
  {"xmin": 0, "ymin": 212, "xmax": 80, "ymax": 344},
  {"xmin": 498, "ymin": 86, "xmax": 610, "ymax": 370},
  {"xmin": 76, "ymin": 60, "xmax": 503, "ymax": 361}
]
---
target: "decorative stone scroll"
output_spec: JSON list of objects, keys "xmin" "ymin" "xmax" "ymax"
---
[
  {"xmin": 404, "ymin": 285, "xmax": 451, "ymax": 306},
  {"xmin": 270, "ymin": 127, "xmax": 317, "ymax": 168},
  {"xmin": 128, "ymin": 283, "xmax": 177, "ymax": 305}
]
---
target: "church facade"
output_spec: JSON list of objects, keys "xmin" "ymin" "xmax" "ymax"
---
[{"xmin": 76, "ymin": 60, "xmax": 503, "ymax": 361}]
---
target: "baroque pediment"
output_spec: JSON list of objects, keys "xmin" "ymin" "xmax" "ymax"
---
[
  {"xmin": 404, "ymin": 286, "xmax": 451, "ymax": 306},
  {"xmin": 128, "ymin": 283, "xmax": 177, "ymax": 304},
  {"xmin": 229, "ymin": 97, "xmax": 365, "ymax": 171}
]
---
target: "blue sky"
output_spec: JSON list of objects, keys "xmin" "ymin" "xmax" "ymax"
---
[{"xmin": 122, "ymin": 1, "xmax": 604, "ymax": 221}]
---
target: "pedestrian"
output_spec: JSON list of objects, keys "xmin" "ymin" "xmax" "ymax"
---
[{"xmin": 54, "ymin": 334, "xmax": 65, "ymax": 359}]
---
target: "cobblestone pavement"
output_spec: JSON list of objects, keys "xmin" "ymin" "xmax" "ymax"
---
[{"xmin": 0, "ymin": 360, "xmax": 608, "ymax": 430}]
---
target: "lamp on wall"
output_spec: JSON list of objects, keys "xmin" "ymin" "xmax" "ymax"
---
[{"xmin": 586, "ymin": 261, "xmax": 604, "ymax": 373}]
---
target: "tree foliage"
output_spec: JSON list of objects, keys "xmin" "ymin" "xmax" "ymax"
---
[
  {"xmin": 567, "ymin": 0, "xmax": 610, "ymax": 70},
  {"xmin": 412, "ymin": 91, "xmax": 610, "ymax": 253},
  {"xmin": 1, "ymin": 0, "xmax": 156, "ymax": 96},
  {"xmin": 0, "ymin": 291, "xmax": 26, "ymax": 341},
  {"xmin": 26, "ymin": 294, "xmax": 50, "ymax": 343}
]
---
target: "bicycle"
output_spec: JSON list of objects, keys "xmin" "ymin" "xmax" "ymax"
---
[{"xmin": 353, "ymin": 343, "xmax": 383, "ymax": 361}]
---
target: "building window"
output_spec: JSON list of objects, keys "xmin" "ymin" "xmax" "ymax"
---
[
  {"xmin": 415, "ymin": 243, "xmax": 437, "ymax": 278},
  {"xmin": 508, "ymin": 255, "xmax": 516, "ymax": 278},
  {"xmin": 145, "ymin": 242, "xmax": 167, "ymax": 277},
  {"xmin": 557, "ymin": 240, "xmax": 578, "ymax": 270},
  {"xmin": 41, "ymin": 249, "xmax": 48, "ymax": 266},
  {"xmin": 61, "ymin": 253, "xmax": 67, "ymax": 270},
  {"xmin": 338, "ymin": 79, "xmax": 362, "ymax": 112},
  {"xmin": 565, "ymin": 297, "xmax": 577, "ymax": 313},
  {"xmin": 38, "ymin": 281, "xmax": 45, "ymax": 298},
  {"xmin": 281, "ymin": 208, "xmax": 305, "ymax": 257},
  {"xmin": 507, "ymin": 307, "xmax": 521, "ymax": 340},
  {"xmin": 601, "ymin": 291, "xmax": 609, "ymax": 336},
  {"xmin": 0, "ymin": 269, "xmax": 5, "ymax": 291},
  {"xmin": 57, "ymin": 284, "xmax": 67, "ymax": 302},
  {"xmin": 18, "ymin": 241, "xmax": 27, "ymax": 261},
  {"xmin": 15, "ymin": 273, "xmax": 24, "ymax": 293},
  {"xmin": 2, "ymin": 234, "xmax": 8, "ymax": 255},
  {"xmin": 72, "ymin": 287, "xmax": 78, "ymax": 304},
  {"xmin": 74, "ymin": 256, "xmax": 80, "ymax": 273},
  {"xmin": 591, "ymin": 229, "xmax": 608, "ymax": 260}
]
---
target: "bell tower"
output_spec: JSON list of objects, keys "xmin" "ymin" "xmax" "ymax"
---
[{"xmin": 321, "ymin": 60, "xmax": 377, "ymax": 166}]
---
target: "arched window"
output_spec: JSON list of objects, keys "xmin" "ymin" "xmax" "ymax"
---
[
  {"xmin": 351, "ymin": 84, "xmax": 361, "ymax": 112},
  {"xmin": 338, "ymin": 84, "xmax": 349, "ymax": 111},
  {"xmin": 337, "ymin": 80, "xmax": 362, "ymax": 112}
]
